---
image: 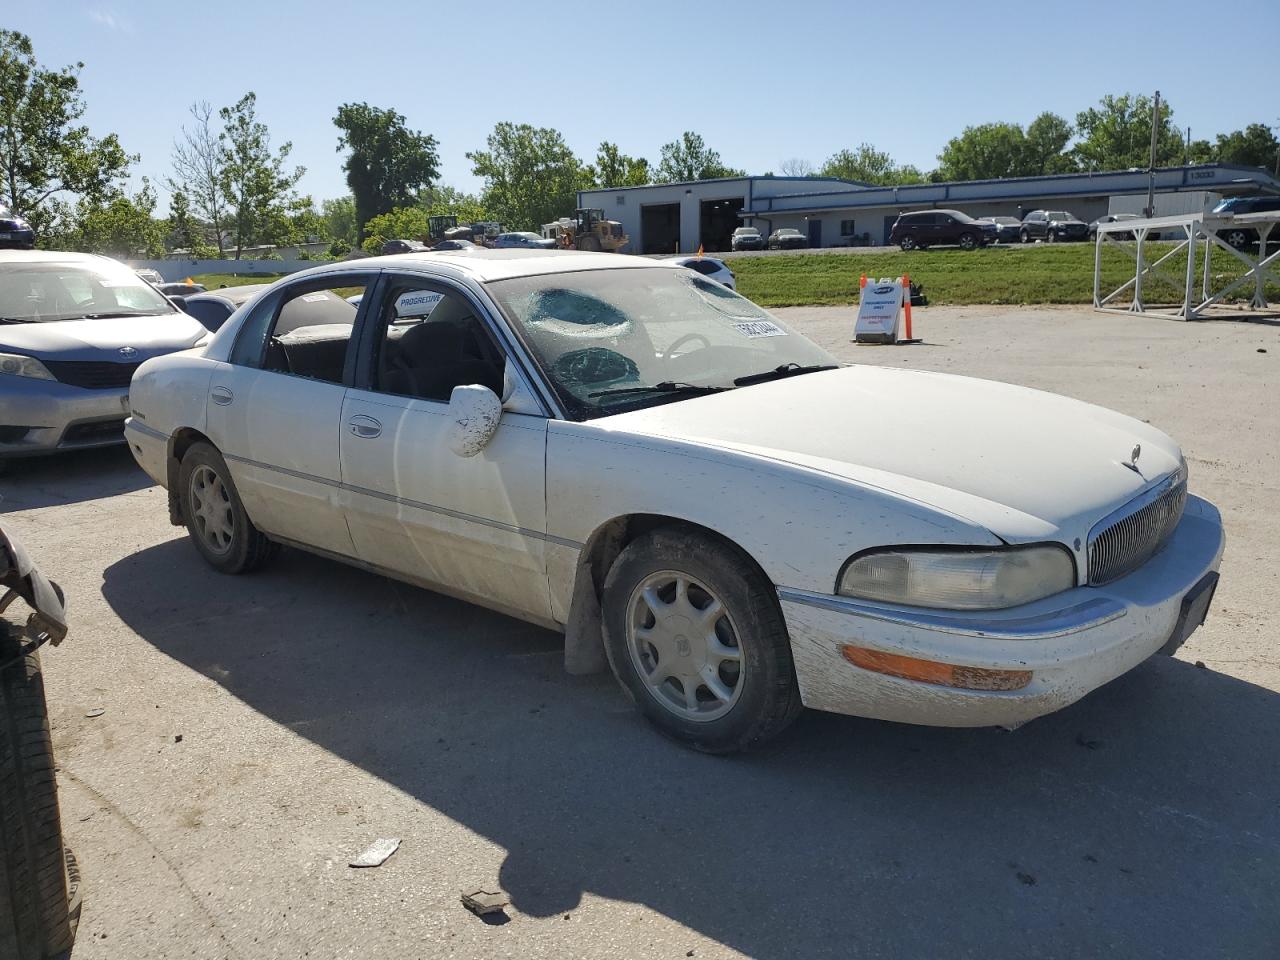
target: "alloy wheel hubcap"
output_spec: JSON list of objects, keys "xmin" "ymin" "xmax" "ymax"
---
[
  {"xmin": 626, "ymin": 571, "xmax": 744, "ymax": 722},
  {"xmin": 189, "ymin": 464, "xmax": 235, "ymax": 555}
]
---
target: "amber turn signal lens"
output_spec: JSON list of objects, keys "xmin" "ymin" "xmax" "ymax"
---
[{"xmin": 840, "ymin": 646, "xmax": 1032, "ymax": 692}]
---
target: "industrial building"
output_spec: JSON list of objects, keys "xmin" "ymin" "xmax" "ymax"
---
[{"xmin": 576, "ymin": 163, "xmax": 1280, "ymax": 254}]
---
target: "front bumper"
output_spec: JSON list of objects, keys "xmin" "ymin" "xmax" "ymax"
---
[
  {"xmin": 0, "ymin": 375, "xmax": 131, "ymax": 458},
  {"xmin": 780, "ymin": 496, "xmax": 1225, "ymax": 727}
]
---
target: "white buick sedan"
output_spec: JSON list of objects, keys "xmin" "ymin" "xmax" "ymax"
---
[{"xmin": 125, "ymin": 250, "xmax": 1224, "ymax": 753}]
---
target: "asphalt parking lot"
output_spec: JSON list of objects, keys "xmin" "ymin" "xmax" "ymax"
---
[{"xmin": 3, "ymin": 305, "xmax": 1278, "ymax": 960}]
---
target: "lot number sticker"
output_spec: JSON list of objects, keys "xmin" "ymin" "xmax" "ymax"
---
[{"xmin": 732, "ymin": 319, "xmax": 787, "ymax": 339}]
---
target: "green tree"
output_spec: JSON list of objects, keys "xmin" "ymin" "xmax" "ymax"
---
[
  {"xmin": 418, "ymin": 184, "xmax": 488, "ymax": 224},
  {"xmin": 819, "ymin": 144, "xmax": 925, "ymax": 185},
  {"xmin": 166, "ymin": 189, "xmax": 199, "ymax": 252},
  {"xmin": 321, "ymin": 195, "xmax": 358, "ymax": 246},
  {"xmin": 50, "ymin": 177, "xmax": 164, "ymax": 258},
  {"xmin": 1073, "ymin": 93, "xmax": 1182, "ymax": 171},
  {"xmin": 361, "ymin": 206, "xmax": 430, "ymax": 253},
  {"xmin": 467, "ymin": 122, "xmax": 591, "ymax": 230},
  {"xmin": 217, "ymin": 92, "xmax": 304, "ymax": 258},
  {"xmin": 168, "ymin": 100, "xmax": 230, "ymax": 255},
  {"xmin": 1022, "ymin": 112, "xmax": 1075, "ymax": 175},
  {"xmin": 1213, "ymin": 123, "xmax": 1280, "ymax": 172},
  {"xmin": 937, "ymin": 122, "xmax": 1027, "ymax": 181},
  {"xmin": 334, "ymin": 103, "xmax": 439, "ymax": 242},
  {"xmin": 0, "ymin": 30, "xmax": 133, "ymax": 236},
  {"xmin": 594, "ymin": 142, "xmax": 650, "ymax": 187},
  {"xmin": 655, "ymin": 132, "xmax": 744, "ymax": 182}
]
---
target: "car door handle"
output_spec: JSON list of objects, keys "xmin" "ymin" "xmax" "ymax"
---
[
  {"xmin": 211, "ymin": 386, "xmax": 234, "ymax": 405},
  {"xmin": 348, "ymin": 415, "xmax": 382, "ymax": 439}
]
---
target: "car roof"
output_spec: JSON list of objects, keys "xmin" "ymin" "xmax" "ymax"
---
[
  {"xmin": 0, "ymin": 249, "xmax": 125, "ymax": 267},
  {"xmin": 353, "ymin": 249, "xmax": 677, "ymax": 283},
  {"xmin": 188, "ymin": 283, "xmax": 271, "ymax": 305}
]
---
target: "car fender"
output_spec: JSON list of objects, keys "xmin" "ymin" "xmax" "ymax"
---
[{"xmin": 545, "ymin": 421, "xmax": 1001, "ymax": 647}]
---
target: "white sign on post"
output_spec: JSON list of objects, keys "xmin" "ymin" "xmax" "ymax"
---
[{"xmin": 854, "ymin": 278, "xmax": 903, "ymax": 343}]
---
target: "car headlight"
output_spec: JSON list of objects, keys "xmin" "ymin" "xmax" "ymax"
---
[
  {"xmin": 0, "ymin": 352, "xmax": 55, "ymax": 381},
  {"xmin": 837, "ymin": 545, "xmax": 1075, "ymax": 610}
]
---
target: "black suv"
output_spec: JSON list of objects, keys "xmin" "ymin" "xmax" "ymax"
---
[
  {"xmin": 1019, "ymin": 210, "xmax": 1088, "ymax": 243},
  {"xmin": 1211, "ymin": 196, "xmax": 1280, "ymax": 248},
  {"xmin": 889, "ymin": 210, "xmax": 995, "ymax": 251}
]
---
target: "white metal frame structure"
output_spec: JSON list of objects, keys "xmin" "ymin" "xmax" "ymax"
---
[{"xmin": 1093, "ymin": 210, "xmax": 1279, "ymax": 320}]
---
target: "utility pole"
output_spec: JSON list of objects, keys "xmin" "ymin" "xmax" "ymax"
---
[
  {"xmin": 1145, "ymin": 90, "xmax": 1161, "ymax": 219},
  {"xmin": 1184, "ymin": 126, "xmax": 1191, "ymax": 165}
]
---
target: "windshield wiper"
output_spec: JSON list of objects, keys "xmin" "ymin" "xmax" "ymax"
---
[
  {"xmin": 732, "ymin": 362, "xmax": 839, "ymax": 387},
  {"xmin": 589, "ymin": 381, "xmax": 733, "ymax": 399},
  {"xmin": 80, "ymin": 311, "xmax": 163, "ymax": 320}
]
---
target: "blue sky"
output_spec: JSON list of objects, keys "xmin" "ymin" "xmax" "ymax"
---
[{"xmin": 10, "ymin": 0, "xmax": 1279, "ymax": 207}]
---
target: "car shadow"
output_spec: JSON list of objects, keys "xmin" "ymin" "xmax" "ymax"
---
[
  {"xmin": 0, "ymin": 446, "xmax": 152, "ymax": 513},
  {"xmin": 102, "ymin": 539, "xmax": 1280, "ymax": 959}
]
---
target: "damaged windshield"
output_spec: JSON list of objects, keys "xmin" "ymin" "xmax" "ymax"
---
[{"xmin": 489, "ymin": 266, "xmax": 838, "ymax": 419}]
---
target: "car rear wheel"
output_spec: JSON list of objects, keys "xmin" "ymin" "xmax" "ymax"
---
[
  {"xmin": 1224, "ymin": 230, "xmax": 1248, "ymax": 249},
  {"xmin": 0, "ymin": 634, "xmax": 78, "ymax": 960},
  {"xmin": 179, "ymin": 442, "xmax": 279, "ymax": 575},
  {"xmin": 958, "ymin": 232, "xmax": 977, "ymax": 251},
  {"xmin": 601, "ymin": 528, "xmax": 802, "ymax": 754},
  {"xmin": 898, "ymin": 236, "xmax": 916, "ymax": 251}
]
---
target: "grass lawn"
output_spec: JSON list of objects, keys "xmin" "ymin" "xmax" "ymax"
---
[
  {"xmin": 723, "ymin": 243, "xmax": 1280, "ymax": 308},
  {"xmin": 190, "ymin": 272, "xmax": 286, "ymax": 290}
]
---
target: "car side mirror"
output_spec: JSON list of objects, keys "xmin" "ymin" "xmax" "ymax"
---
[
  {"xmin": 168, "ymin": 295, "xmax": 188, "ymax": 311},
  {"xmin": 447, "ymin": 384, "xmax": 503, "ymax": 457}
]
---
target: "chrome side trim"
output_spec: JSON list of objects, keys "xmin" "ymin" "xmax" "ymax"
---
[
  {"xmin": 776, "ymin": 587, "xmax": 1127, "ymax": 640},
  {"xmin": 221, "ymin": 451, "xmax": 583, "ymax": 550},
  {"xmin": 124, "ymin": 418, "xmax": 168, "ymax": 442}
]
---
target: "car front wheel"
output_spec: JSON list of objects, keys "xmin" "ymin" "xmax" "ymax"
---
[
  {"xmin": 602, "ymin": 528, "xmax": 802, "ymax": 753},
  {"xmin": 958, "ymin": 232, "xmax": 977, "ymax": 251},
  {"xmin": 1224, "ymin": 230, "xmax": 1248, "ymax": 249},
  {"xmin": 179, "ymin": 442, "xmax": 279, "ymax": 574},
  {"xmin": 1020, "ymin": 229, "xmax": 1031, "ymax": 243}
]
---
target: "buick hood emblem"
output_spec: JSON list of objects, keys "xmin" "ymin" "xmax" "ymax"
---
[{"xmin": 118, "ymin": 346, "xmax": 138, "ymax": 358}]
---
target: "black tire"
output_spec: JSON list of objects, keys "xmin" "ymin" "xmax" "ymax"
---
[
  {"xmin": 1224, "ymin": 230, "xmax": 1248, "ymax": 249},
  {"xmin": 1020, "ymin": 229, "xmax": 1031, "ymax": 244},
  {"xmin": 601, "ymin": 528, "xmax": 802, "ymax": 754},
  {"xmin": 178, "ymin": 442, "xmax": 279, "ymax": 574},
  {"xmin": 958, "ymin": 232, "xmax": 977, "ymax": 251},
  {"xmin": 1047, "ymin": 229, "xmax": 1057, "ymax": 243},
  {"xmin": 0, "ymin": 630, "xmax": 76, "ymax": 960},
  {"xmin": 898, "ymin": 236, "xmax": 916, "ymax": 251}
]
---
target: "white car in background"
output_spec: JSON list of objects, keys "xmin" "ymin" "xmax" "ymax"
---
[
  {"xmin": 124, "ymin": 251, "xmax": 1223, "ymax": 753},
  {"xmin": 669, "ymin": 255, "xmax": 735, "ymax": 289}
]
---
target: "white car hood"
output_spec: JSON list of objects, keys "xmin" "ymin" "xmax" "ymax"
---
[
  {"xmin": 599, "ymin": 366, "xmax": 1182, "ymax": 544},
  {"xmin": 0, "ymin": 313, "xmax": 207, "ymax": 361}
]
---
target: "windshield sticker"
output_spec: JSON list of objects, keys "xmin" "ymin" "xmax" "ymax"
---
[
  {"xmin": 302, "ymin": 292, "xmax": 330, "ymax": 303},
  {"xmin": 732, "ymin": 319, "xmax": 787, "ymax": 339}
]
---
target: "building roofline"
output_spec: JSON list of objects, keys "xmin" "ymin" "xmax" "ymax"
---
[{"xmin": 578, "ymin": 173, "xmax": 867, "ymax": 195}]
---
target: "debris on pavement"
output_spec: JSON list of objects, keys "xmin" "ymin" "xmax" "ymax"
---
[
  {"xmin": 85, "ymin": 707, "xmax": 105, "ymax": 718},
  {"xmin": 348, "ymin": 837, "xmax": 400, "ymax": 868},
  {"xmin": 174, "ymin": 734, "xmax": 183, "ymax": 743},
  {"xmin": 460, "ymin": 889, "xmax": 509, "ymax": 916},
  {"xmin": 1016, "ymin": 871, "xmax": 1037, "ymax": 886},
  {"xmin": 1075, "ymin": 733, "xmax": 1102, "ymax": 750}
]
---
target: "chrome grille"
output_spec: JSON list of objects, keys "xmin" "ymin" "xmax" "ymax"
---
[{"xmin": 1088, "ymin": 473, "xmax": 1187, "ymax": 585}]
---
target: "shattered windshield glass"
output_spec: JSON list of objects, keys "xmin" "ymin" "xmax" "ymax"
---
[{"xmin": 489, "ymin": 267, "xmax": 838, "ymax": 419}]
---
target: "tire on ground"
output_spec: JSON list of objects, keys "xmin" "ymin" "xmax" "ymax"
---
[
  {"xmin": 178, "ymin": 441, "xmax": 279, "ymax": 575},
  {"xmin": 601, "ymin": 527, "xmax": 803, "ymax": 753},
  {"xmin": 0, "ymin": 631, "xmax": 75, "ymax": 960}
]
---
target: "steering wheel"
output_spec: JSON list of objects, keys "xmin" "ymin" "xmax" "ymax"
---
[{"xmin": 664, "ymin": 332, "xmax": 711, "ymax": 358}]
